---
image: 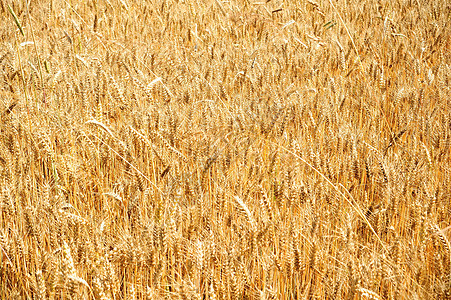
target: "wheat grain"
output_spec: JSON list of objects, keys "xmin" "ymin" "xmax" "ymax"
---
[{"xmin": 0, "ymin": 0, "xmax": 449, "ymax": 298}]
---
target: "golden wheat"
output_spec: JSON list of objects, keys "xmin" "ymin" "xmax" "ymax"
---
[{"xmin": 0, "ymin": 0, "xmax": 449, "ymax": 299}]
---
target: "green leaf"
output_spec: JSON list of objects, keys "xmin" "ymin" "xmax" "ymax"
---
[{"xmin": 7, "ymin": 4, "xmax": 24, "ymax": 36}]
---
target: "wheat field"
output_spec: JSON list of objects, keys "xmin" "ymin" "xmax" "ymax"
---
[{"xmin": 0, "ymin": 0, "xmax": 449, "ymax": 299}]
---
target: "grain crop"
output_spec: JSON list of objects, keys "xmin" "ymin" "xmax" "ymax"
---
[{"xmin": 0, "ymin": 0, "xmax": 449, "ymax": 299}]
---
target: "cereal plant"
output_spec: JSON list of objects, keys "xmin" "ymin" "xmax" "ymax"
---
[{"xmin": 0, "ymin": 0, "xmax": 449, "ymax": 299}]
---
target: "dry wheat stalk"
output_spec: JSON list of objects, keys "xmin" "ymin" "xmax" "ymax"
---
[{"xmin": 0, "ymin": 0, "xmax": 449, "ymax": 299}]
